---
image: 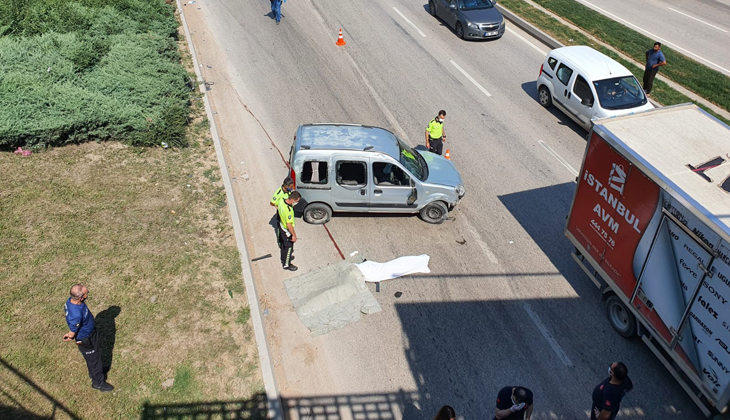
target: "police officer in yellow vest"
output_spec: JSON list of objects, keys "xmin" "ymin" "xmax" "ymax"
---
[
  {"xmin": 425, "ymin": 110, "xmax": 446, "ymax": 155},
  {"xmin": 277, "ymin": 191, "xmax": 301, "ymax": 271},
  {"xmin": 270, "ymin": 176, "xmax": 295, "ymax": 209}
]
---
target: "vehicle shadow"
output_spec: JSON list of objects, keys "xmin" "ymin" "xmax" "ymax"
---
[{"xmin": 521, "ymin": 81, "xmax": 589, "ymax": 139}]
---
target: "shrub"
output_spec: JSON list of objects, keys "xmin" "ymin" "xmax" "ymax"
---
[{"xmin": 0, "ymin": 0, "xmax": 189, "ymax": 148}]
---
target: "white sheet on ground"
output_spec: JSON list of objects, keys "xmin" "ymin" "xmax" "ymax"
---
[{"xmin": 355, "ymin": 254, "xmax": 430, "ymax": 283}]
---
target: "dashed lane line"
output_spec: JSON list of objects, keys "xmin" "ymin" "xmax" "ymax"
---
[
  {"xmin": 392, "ymin": 7, "xmax": 427, "ymax": 38},
  {"xmin": 449, "ymin": 60, "xmax": 492, "ymax": 97}
]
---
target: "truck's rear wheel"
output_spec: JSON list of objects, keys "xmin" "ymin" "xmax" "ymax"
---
[{"xmin": 606, "ymin": 295, "xmax": 637, "ymax": 338}]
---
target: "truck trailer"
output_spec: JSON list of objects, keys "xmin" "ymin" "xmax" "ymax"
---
[{"xmin": 565, "ymin": 104, "xmax": 730, "ymax": 418}]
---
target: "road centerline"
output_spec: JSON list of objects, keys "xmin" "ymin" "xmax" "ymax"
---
[
  {"xmin": 523, "ymin": 302, "xmax": 574, "ymax": 367},
  {"xmin": 449, "ymin": 60, "xmax": 492, "ymax": 97},
  {"xmin": 539, "ymin": 140, "xmax": 578, "ymax": 177},
  {"xmin": 667, "ymin": 7, "xmax": 728, "ymax": 33},
  {"xmin": 392, "ymin": 7, "xmax": 427, "ymax": 38}
]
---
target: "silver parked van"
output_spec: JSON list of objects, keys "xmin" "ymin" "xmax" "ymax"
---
[{"xmin": 289, "ymin": 124, "xmax": 465, "ymax": 224}]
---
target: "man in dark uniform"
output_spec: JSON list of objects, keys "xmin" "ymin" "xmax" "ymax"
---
[
  {"xmin": 591, "ymin": 362, "xmax": 633, "ymax": 420},
  {"xmin": 63, "ymin": 283, "xmax": 114, "ymax": 392},
  {"xmin": 277, "ymin": 191, "xmax": 301, "ymax": 271},
  {"xmin": 494, "ymin": 386, "xmax": 533, "ymax": 420},
  {"xmin": 425, "ymin": 110, "xmax": 447, "ymax": 155}
]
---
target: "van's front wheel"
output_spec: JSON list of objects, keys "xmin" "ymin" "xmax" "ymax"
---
[
  {"xmin": 420, "ymin": 201, "xmax": 448, "ymax": 224},
  {"xmin": 303, "ymin": 203, "xmax": 332, "ymax": 224},
  {"xmin": 538, "ymin": 85, "xmax": 552, "ymax": 108}
]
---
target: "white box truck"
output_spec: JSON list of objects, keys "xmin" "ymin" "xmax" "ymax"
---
[{"xmin": 566, "ymin": 104, "xmax": 730, "ymax": 418}]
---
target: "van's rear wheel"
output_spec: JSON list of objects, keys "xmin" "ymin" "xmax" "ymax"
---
[
  {"xmin": 303, "ymin": 203, "xmax": 332, "ymax": 224},
  {"xmin": 606, "ymin": 295, "xmax": 637, "ymax": 338},
  {"xmin": 420, "ymin": 201, "xmax": 448, "ymax": 224},
  {"xmin": 538, "ymin": 85, "xmax": 552, "ymax": 108}
]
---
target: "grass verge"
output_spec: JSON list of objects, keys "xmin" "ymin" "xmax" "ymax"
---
[
  {"xmin": 500, "ymin": 0, "xmax": 730, "ymax": 126},
  {"xmin": 0, "ymin": 20, "xmax": 263, "ymax": 420}
]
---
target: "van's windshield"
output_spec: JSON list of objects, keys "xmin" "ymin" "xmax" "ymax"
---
[
  {"xmin": 594, "ymin": 76, "xmax": 647, "ymax": 110},
  {"xmin": 397, "ymin": 138, "xmax": 427, "ymax": 181}
]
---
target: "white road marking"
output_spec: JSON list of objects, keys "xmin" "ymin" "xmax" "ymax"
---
[
  {"xmin": 539, "ymin": 141, "xmax": 578, "ymax": 177},
  {"xmin": 576, "ymin": 0, "xmax": 730, "ymax": 75},
  {"xmin": 506, "ymin": 27, "xmax": 547, "ymax": 56},
  {"xmin": 668, "ymin": 7, "xmax": 728, "ymax": 33},
  {"xmin": 449, "ymin": 60, "xmax": 492, "ymax": 97},
  {"xmin": 523, "ymin": 302, "xmax": 574, "ymax": 367},
  {"xmin": 392, "ymin": 7, "xmax": 427, "ymax": 38}
]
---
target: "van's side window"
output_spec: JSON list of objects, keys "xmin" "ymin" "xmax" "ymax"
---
[
  {"xmin": 556, "ymin": 63, "xmax": 574, "ymax": 86},
  {"xmin": 336, "ymin": 161, "xmax": 367, "ymax": 186},
  {"xmin": 301, "ymin": 161, "xmax": 328, "ymax": 184},
  {"xmin": 547, "ymin": 57, "xmax": 558, "ymax": 70},
  {"xmin": 373, "ymin": 162, "xmax": 410, "ymax": 187},
  {"xmin": 573, "ymin": 75, "xmax": 594, "ymax": 104}
]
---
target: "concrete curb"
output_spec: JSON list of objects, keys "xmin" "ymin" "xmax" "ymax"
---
[
  {"xmin": 176, "ymin": 2, "xmax": 283, "ymax": 419},
  {"xmin": 497, "ymin": 3, "xmax": 562, "ymax": 50}
]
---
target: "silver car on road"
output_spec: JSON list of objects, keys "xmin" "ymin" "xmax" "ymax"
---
[
  {"xmin": 429, "ymin": 0, "xmax": 505, "ymax": 40},
  {"xmin": 289, "ymin": 124, "xmax": 465, "ymax": 224}
]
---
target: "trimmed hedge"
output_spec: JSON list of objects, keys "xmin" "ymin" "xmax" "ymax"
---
[{"xmin": 0, "ymin": 0, "xmax": 190, "ymax": 148}]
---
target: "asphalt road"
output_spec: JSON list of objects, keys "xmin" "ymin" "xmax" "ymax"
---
[
  {"xmin": 573, "ymin": 0, "xmax": 730, "ymax": 76},
  {"xmin": 187, "ymin": 0, "xmax": 706, "ymax": 418}
]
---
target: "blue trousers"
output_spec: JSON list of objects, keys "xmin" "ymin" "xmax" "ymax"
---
[{"xmin": 272, "ymin": 0, "xmax": 282, "ymax": 22}]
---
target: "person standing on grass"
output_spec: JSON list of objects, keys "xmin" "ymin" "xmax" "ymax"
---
[
  {"xmin": 63, "ymin": 284, "xmax": 114, "ymax": 392},
  {"xmin": 643, "ymin": 42, "xmax": 666, "ymax": 95},
  {"xmin": 271, "ymin": 0, "xmax": 287, "ymax": 25}
]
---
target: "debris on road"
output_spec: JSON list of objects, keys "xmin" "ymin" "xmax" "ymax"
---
[{"xmin": 284, "ymin": 261, "xmax": 381, "ymax": 336}]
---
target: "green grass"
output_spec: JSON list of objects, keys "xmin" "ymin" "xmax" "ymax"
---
[
  {"xmin": 512, "ymin": 0, "xmax": 730, "ymax": 112},
  {"xmin": 0, "ymin": 43, "xmax": 261, "ymax": 418},
  {"xmin": 500, "ymin": 0, "xmax": 730, "ymax": 125}
]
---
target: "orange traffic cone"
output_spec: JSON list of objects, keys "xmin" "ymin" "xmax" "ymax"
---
[
  {"xmin": 445, "ymin": 149, "xmax": 451, "ymax": 160},
  {"xmin": 336, "ymin": 28, "xmax": 346, "ymax": 46}
]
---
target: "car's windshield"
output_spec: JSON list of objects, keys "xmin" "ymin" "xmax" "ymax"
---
[
  {"xmin": 397, "ymin": 138, "xmax": 427, "ymax": 181},
  {"xmin": 459, "ymin": 0, "xmax": 494, "ymax": 11},
  {"xmin": 594, "ymin": 76, "xmax": 647, "ymax": 110}
]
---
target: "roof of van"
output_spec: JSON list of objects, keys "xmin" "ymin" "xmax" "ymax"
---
[
  {"xmin": 297, "ymin": 124, "xmax": 400, "ymax": 158},
  {"xmin": 594, "ymin": 104, "xmax": 730, "ymax": 240},
  {"xmin": 550, "ymin": 46, "xmax": 632, "ymax": 81}
]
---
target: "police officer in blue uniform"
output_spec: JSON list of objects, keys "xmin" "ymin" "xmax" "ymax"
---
[{"xmin": 63, "ymin": 283, "xmax": 114, "ymax": 392}]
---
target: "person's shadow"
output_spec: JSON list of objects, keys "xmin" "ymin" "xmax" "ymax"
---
[{"xmin": 95, "ymin": 306, "xmax": 120, "ymax": 379}]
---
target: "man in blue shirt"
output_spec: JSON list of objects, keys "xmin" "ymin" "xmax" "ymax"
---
[
  {"xmin": 63, "ymin": 284, "xmax": 114, "ymax": 392},
  {"xmin": 643, "ymin": 42, "xmax": 667, "ymax": 95}
]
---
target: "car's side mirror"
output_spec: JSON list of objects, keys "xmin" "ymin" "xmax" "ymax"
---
[{"xmin": 581, "ymin": 97, "xmax": 593, "ymax": 107}]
